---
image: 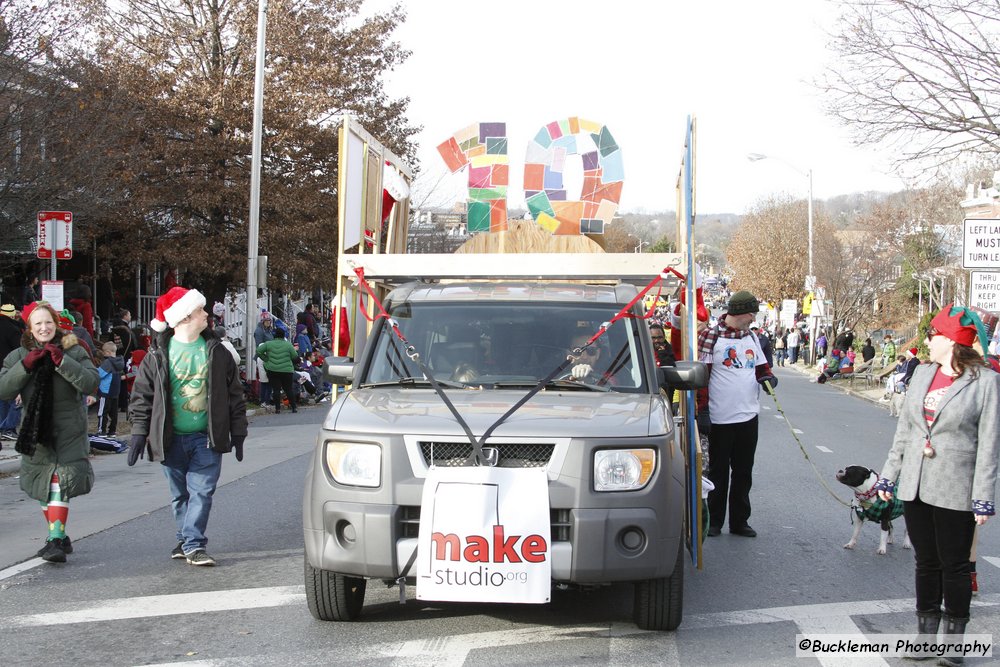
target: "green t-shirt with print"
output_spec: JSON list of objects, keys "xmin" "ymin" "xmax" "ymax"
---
[{"xmin": 169, "ymin": 336, "xmax": 209, "ymax": 434}]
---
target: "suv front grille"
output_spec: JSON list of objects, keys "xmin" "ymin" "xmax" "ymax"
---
[
  {"xmin": 398, "ymin": 506, "xmax": 570, "ymax": 541},
  {"xmin": 419, "ymin": 441, "xmax": 554, "ymax": 468}
]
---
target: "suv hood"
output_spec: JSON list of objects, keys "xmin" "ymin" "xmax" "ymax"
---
[{"xmin": 327, "ymin": 388, "xmax": 665, "ymax": 438}]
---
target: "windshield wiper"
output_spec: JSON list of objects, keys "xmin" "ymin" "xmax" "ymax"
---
[
  {"xmin": 493, "ymin": 379, "xmax": 610, "ymax": 392},
  {"xmin": 360, "ymin": 376, "xmax": 466, "ymax": 389}
]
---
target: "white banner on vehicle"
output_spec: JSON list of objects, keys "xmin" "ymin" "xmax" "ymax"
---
[{"xmin": 416, "ymin": 465, "xmax": 551, "ymax": 604}]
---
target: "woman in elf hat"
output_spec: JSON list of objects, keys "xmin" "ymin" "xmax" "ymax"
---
[
  {"xmin": 0, "ymin": 301, "xmax": 100, "ymax": 563},
  {"xmin": 874, "ymin": 304, "xmax": 1000, "ymax": 662}
]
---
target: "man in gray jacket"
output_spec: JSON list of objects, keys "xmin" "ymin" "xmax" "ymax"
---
[{"xmin": 128, "ymin": 286, "xmax": 248, "ymax": 566}]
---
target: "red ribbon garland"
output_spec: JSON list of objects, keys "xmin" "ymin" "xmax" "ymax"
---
[{"xmin": 353, "ymin": 264, "xmax": 670, "ymax": 356}]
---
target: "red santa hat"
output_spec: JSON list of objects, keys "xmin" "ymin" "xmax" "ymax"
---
[
  {"xmin": 150, "ymin": 286, "xmax": 206, "ymax": 332},
  {"xmin": 907, "ymin": 347, "xmax": 918, "ymax": 357}
]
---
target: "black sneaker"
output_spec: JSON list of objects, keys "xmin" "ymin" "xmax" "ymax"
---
[
  {"xmin": 730, "ymin": 525, "xmax": 757, "ymax": 537},
  {"xmin": 40, "ymin": 538, "xmax": 67, "ymax": 563},
  {"xmin": 707, "ymin": 525, "xmax": 722, "ymax": 537},
  {"xmin": 186, "ymin": 550, "xmax": 216, "ymax": 566},
  {"xmin": 171, "ymin": 542, "xmax": 185, "ymax": 560},
  {"xmin": 36, "ymin": 535, "xmax": 72, "ymax": 557}
]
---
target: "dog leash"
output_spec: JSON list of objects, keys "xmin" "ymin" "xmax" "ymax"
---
[{"xmin": 763, "ymin": 383, "xmax": 852, "ymax": 509}]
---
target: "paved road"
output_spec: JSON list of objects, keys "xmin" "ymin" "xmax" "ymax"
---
[{"xmin": 2, "ymin": 373, "xmax": 999, "ymax": 666}]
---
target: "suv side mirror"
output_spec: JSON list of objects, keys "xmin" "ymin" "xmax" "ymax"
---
[
  {"xmin": 659, "ymin": 360, "xmax": 708, "ymax": 390},
  {"xmin": 324, "ymin": 357, "xmax": 355, "ymax": 385}
]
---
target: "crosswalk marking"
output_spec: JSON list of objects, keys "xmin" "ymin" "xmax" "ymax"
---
[{"xmin": 2, "ymin": 585, "xmax": 304, "ymax": 628}]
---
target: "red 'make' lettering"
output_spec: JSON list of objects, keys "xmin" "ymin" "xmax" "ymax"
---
[
  {"xmin": 431, "ymin": 532, "xmax": 460, "ymax": 561},
  {"xmin": 492, "ymin": 525, "xmax": 522, "ymax": 563}
]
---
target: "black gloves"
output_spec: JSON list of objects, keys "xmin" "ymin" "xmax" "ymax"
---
[
  {"xmin": 696, "ymin": 409, "xmax": 712, "ymax": 437},
  {"xmin": 233, "ymin": 435, "xmax": 245, "ymax": 462},
  {"xmin": 759, "ymin": 375, "xmax": 778, "ymax": 393},
  {"xmin": 127, "ymin": 435, "xmax": 147, "ymax": 466}
]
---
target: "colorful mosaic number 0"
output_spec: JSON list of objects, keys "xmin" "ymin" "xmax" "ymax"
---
[
  {"xmin": 437, "ymin": 118, "xmax": 623, "ymax": 235},
  {"xmin": 524, "ymin": 118, "xmax": 623, "ymax": 235}
]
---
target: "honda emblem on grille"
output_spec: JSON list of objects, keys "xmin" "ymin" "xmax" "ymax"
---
[{"xmin": 482, "ymin": 447, "xmax": 499, "ymax": 466}]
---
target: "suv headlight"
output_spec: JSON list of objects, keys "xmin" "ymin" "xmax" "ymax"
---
[
  {"xmin": 325, "ymin": 441, "xmax": 381, "ymax": 487},
  {"xmin": 594, "ymin": 449, "xmax": 655, "ymax": 491}
]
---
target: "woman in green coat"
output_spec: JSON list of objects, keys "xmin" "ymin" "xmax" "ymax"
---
[{"xmin": 0, "ymin": 301, "xmax": 99, "ymax": 563}]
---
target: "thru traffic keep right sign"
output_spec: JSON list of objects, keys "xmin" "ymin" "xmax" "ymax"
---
[{"xmin": 969, "ymin": 271, "xmax": 1000, "ymax": 313}]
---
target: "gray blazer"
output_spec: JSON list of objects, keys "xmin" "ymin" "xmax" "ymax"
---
[{"xmin": 880, "ymin": 363, "xmax": 1000, "ymax": 512}]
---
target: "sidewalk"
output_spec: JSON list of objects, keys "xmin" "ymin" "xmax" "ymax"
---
[
  {"xmin": 0, "ymin": 400, "xmax": 327, "ymax": 568},
  {"xmin": 778, "ymin": 359, "xmax": 891, "ymax": 406}
]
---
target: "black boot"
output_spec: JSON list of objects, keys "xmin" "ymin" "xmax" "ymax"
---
[
  {"xmin": 937, "ymin": 614, "xmax": 969, "ymax": 667},
  {"xmin": 905, "ymin": 610, "xmax": 940, "ymax": 660}
]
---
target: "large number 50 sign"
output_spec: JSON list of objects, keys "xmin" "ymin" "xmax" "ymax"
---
[{"xmin": 437, "ymin": 118, "xmax": 624, "ymax": 235}]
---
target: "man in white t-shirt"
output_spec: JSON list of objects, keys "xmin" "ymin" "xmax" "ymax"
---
[{"xmin": 697, "ymin": 290, "xmax": 777, "ymax": 538}]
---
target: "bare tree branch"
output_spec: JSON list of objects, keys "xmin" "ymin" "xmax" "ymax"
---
[{"xmin": 820, "ymin": 0, "xmax": 1000, "ymax": 168}]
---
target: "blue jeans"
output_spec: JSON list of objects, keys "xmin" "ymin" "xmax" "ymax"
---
[
  {"xmin": 162, "ymin": 432, "xmax": 222, "ymax": 554},
  {"xmin": 0, "ymin": 398, "xmax": 20, "ymax": 430}
]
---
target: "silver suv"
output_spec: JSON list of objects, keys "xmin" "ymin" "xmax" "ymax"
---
[{"xmin": 303, "ymin": 281, "xmax": 706, "ymax": 630}]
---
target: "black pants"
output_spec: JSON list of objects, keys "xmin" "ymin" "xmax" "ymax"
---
[
  {"xmin": 268, "ymin": 371, "xmax": 297, "ymax": 412},
  {"xmin": 707, "ymin": 416, "xmax": 758, "ymax": 530},
  {"xmin": 904, "ymin": 496, "xmax": 976, "ymax": 618},
  {"xmin": 98, "ymin": 393, "xmax": 119, "ymax": 435}
]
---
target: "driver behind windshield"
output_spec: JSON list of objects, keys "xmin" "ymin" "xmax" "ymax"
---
[{"xmin": 566, "ymin": 333, "xmax": 617, "ymax": 385}]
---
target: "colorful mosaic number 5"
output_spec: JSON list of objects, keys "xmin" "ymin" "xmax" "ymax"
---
[{"xmin": 437, "ymin": 118, "xmax": 624, "ymax": 235}]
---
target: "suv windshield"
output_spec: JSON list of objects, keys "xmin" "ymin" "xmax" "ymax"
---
[{"xmin": 363, "ymin": 301, "xmax": 648, "ymax": 392}]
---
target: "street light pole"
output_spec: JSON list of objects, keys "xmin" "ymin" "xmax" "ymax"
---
[
  {"xmin": 749, "ymin": 152, "xmax": 816, "ymax": 362},
  {"xmin": 245, "ymin": 0, "xmax": 268, "ymax": 382},
  {"xmin": 627, "ymin": 233, "xmax": 643, "ymax": 254},
  {"xmin": 807, "ymin": 168, "xmax": 813, "ymax": 279}
]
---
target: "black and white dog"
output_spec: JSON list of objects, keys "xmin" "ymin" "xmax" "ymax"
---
[{"xmin": 835, "ymin": 465, "xmax": 911, "ymax": 555}]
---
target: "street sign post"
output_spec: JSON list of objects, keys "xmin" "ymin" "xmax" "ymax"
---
[{"xmin": 37, "ymin": 211, "xmax": 73, "ymax": 280}]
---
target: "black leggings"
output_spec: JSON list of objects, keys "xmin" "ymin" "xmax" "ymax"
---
[{"xmin": 904, "ymin": 495, "xmax": 976, "ymax": 618}]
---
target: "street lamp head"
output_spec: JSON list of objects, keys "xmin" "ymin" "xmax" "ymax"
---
[{"xmin": 747, "ymin": 153, "xmax": 767, "ymax": 162}]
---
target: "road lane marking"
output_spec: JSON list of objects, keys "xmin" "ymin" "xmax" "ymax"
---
[
  {"xmin": 983, "ymin": 556, "xmax": 1000, "ymax": 570},
  {"xmin": 6, "ymin": 582, "xmax": 1000, "ymax": 667},
  {"xmin": 816, "ymin": 446, "xmax": 832, "ymax": 453},
  {"xmin": 2, "ymin": 585, "xmax": 305, "ymax": 627},
  {"xmin": 0, "ymin": 548, "xmax": 304, "ymax": 582},
  {"xmin": 0, "ymin": 557, "xmax": 45, "ymax": 582},
  {"xmin": 793, "ymin": 428, "xmax": 804, "ymax": 434}
]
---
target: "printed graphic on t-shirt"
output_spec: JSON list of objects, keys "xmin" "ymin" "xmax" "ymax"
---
[
  {"xmin": 705, "ymin": 333, "xmax": 766, "ymax": 424},
  {"xmin": 169, "ymin": 337, "xmax": 209, "ymax": 433},
  {"xmin": 722, "ymin": 346, "xmax": 743, "ymax": 368},
  {"xmin": 922, "ymin": 369, "xmax": 955, "ymax": 425}
]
